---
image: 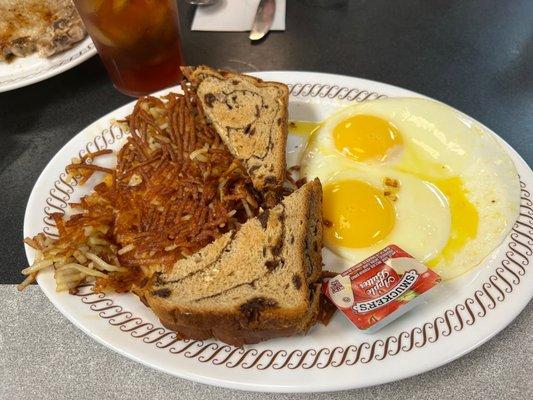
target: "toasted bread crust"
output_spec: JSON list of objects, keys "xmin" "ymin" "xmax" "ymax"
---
[
  {"xmin": 142, "ymin": 180, "xmax": 323, "ymax": 346},
  {"xmin": 151, "ymin": 284, "xmax": 323, "ymax": 347},
  {"xmin": 182, "ymin": 66, "xmax": 288, "ymax": 191}
]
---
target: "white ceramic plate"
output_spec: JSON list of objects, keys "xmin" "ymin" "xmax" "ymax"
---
[
  {"xmin": 24, "ymin": 71, "xmax": 533, "ymax": 392},
  {"xmin": 0, "ymin": 37, "xmax": 96, "ymax": 93}
]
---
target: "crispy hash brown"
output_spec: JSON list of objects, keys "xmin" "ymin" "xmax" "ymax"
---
[{"xmin": 20, "ymin": 83, "xmax": 267, "ymax": 292}]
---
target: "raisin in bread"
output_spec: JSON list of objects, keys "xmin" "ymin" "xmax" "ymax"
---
[
  {"xmin": 140, "ymin": 179, "xmax": 323, "ymax": 346},
  {"xmin": 182, "ymin": 65, "xmax": 289, "ymax": 191}
]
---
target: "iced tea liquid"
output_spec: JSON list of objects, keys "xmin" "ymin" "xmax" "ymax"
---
[{"xmin": 75, "ymin": 0, "xmax": 184, "ymax": 96}]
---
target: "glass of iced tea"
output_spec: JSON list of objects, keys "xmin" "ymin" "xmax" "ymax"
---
[{"xmin": 74, "ymin": 0, "xmax": 184, "ymax": 96}]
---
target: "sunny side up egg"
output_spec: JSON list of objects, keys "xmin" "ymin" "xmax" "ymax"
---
[{"xmin": 298, "ymin": 98, "xmax": 520, "ymax": 280}]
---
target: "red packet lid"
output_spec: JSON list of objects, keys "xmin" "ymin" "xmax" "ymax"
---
[{"xmin": 323, "ymin": 245, "xmax": 441, "ymax": 332}]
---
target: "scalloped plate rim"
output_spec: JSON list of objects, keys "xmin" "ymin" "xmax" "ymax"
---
[{"xmin": 23, "ymin": 71, "xmax": 533, "ymax": 392}]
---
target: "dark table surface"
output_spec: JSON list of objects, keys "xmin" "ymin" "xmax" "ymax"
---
[{"xmin": 1, "ymin": 0, "xmax": 532, "ymax": 283}]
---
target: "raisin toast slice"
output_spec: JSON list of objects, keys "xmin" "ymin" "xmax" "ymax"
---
[
  {"xmin": 183, "ymin": 65, "xmax": 289, "ymax": 191},
  {"xmin": 141, "ymin": 179, "xmax": 323, "ymax": 346}
]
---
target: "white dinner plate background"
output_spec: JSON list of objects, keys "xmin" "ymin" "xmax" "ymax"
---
[
  {"xmin": 23, "ymin": 71, "xmax": 533, "ymax": 392},
  {"xmin": 0, "ymin": 37, "xmax": 96, "ymax": 93}
]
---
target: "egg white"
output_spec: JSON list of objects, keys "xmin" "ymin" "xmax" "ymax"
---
[
  {"xmin": 299, "ymin": 98, "xmax": 520, "ymax": 280},
  {"xmin": 303, "ymin": 156, "xmax": 451, "ymax": 264}
]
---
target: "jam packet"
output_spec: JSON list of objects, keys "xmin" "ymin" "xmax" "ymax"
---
[{"xmin": 323, "ymin": 245, "xmax": 441, "ymax": 333}]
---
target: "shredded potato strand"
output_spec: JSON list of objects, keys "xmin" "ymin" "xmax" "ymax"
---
[{"xmin": 21, "ymin": 85, "xmax": 264, "ymax": 293}]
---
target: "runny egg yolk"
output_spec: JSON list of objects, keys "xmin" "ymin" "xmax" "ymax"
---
[
  {"xmin": 427, "ymin": 177, "xmax": 479, "ymax": 266},
  {"xmin": 333, "ymin": 114, "xmax": 403, "ymax": 162},
  {"xmin": 323, "ymin": 180, "xmax": 395, "ymax": 248}
]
